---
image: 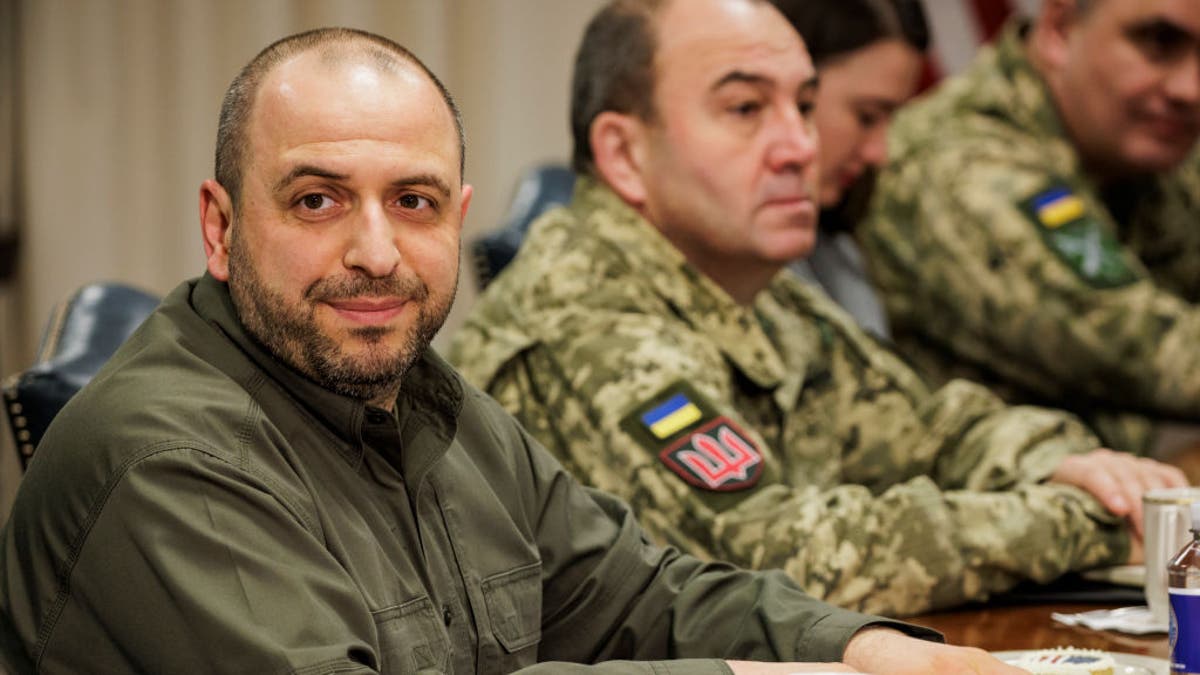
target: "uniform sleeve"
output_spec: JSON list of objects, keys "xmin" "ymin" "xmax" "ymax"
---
[
  {"xmin": 462, "ymin": 386, "xmax": 936, "ymax": 668},
  {"xmin": 479, "ymin": 309, "xmax": 1129, "ymax": 618},
  {"xmin": 1, "ymin": 446, "xmax": 380, "ymax": 674},
  {"xmin": 861, "ymin": 145, "xmax": 1200, "ymax": 420}
]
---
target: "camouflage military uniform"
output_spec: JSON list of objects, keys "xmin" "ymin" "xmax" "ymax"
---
[
  {"xmin": 448, "ymin": 177, "xmax": 1128, "ymax": 618},
  {"xmin": 860, "ymin": 21, "xmax": 1200, "ymax": 453}
]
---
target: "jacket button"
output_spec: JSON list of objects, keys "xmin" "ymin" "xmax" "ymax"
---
[{"xmin": 442, "ymin": 605, "xmax": 452, "ymax": 626}]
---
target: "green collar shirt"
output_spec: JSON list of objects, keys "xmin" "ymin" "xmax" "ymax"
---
[{"xmin": 0, "ymin": 274, "xmax": 917, "ymax": 673}]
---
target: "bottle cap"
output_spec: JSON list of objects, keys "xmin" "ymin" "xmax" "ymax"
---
[{"xmin": 1191, "ymin": 500, "xmax": 1200, "ymax": 531}]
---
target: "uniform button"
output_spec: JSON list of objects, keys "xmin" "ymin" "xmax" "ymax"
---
[
  {"xmin": 442, "ymin": 605, "xmax": 452, "ymax": 626},
  {"xmin": 366, "ymin": 410, "xmax": 388, "ymax": 424}
]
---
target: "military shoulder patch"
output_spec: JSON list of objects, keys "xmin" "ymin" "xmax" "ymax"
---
[
  {"xmin": 1019, "ymin": 183, "xmax": 1139, "ymax": 288},
  {"xmin": 620, "ymin": 382, "xmax": 763, "ymax": 492}
]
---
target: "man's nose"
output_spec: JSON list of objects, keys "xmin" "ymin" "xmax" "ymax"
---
[
  {"xmin": 766, "ymin": 107, "xmax": 818, "ymax": 172},
  {"xmin": 1164, "ymin": 51, "xmax": 1200, "ymax": 106},
  {"xmin": 860, "ymin": 123, "xmax": 890, "ymax": 169},
  {"xmin": 343, "ymin": 203, "xmax": 402, "ymax": 277}
]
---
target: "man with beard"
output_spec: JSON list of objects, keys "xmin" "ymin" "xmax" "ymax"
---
[
  {"xmin": 860, "ymin": 0, "xmax": 1200, "ymax": 455},
  {"xmin": 0, "ymin": 26, "xmax": 1020, "ymax": 675}
]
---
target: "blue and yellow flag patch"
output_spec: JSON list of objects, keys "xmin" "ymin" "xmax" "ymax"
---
[
  {"xmin": 1020, "ymin": 182, "xmax": 1139, "ymax": 288},
  {"xmin": 640, "ymin": 393, "xmax": 704, "ymax": 439},
  {"xmin": 1029, "ymin": 186, "xmax": 1086, "ymax": 229},
  {"xmin": 621, "ymin": 382, "xmax": 764, "ymax": 492}
]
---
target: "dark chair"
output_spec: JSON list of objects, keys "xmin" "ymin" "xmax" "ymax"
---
[
  {"xmin": 3, "ymin": 282, "xmax": 160, "ymax": 469},
  {"xmin": 470, "ymin": 163, "xmax": 575, "ymax": 289}
]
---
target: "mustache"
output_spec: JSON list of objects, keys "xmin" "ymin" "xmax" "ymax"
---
[{"xmin": 305, "ymin": 273, "xmax": 429, "ymax": 303}]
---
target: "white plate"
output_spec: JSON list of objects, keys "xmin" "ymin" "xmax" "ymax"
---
[{"xmin": 992, "ymin": 650, "xmax": 1168, "ymax": 675}]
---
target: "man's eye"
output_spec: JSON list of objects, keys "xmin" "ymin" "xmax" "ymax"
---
[
  {"xmin": 731, "ymin": 101, "xmax": 763, "ymax": 116},
  {"xmin": 856, "ymin": 111, "xmax": 882, "ymax": 128},
  {"xmin": 1131, "ymin": 23, "xmax": 1189, "ymax": 62},
  {"xmin": 300, "ymin": 194, "xmax": 331, "ymax": 210},
  {"xmin": 398, "ymin": 194, "xmax": 432, "ymax": 210}
]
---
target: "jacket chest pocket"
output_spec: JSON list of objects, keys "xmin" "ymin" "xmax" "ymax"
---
[
  {"xmin": 482, "ymin": 561, "xmax": 542, "ymax": 657},
  {"xmin": 373, "ymin": 595, "xmax": 450, "ymax": 674}
]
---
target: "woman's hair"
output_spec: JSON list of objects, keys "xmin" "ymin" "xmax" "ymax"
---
[{"xmin": 771, "ymin": 0, "xmax": 930, "ymax": 66}]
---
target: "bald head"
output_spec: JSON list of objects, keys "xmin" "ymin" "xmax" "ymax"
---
[
  {"xmin": 570, "ymin": 0, "xmax": 780, "ymax": 174},
  {"xmin": 215, "ymin": 27, "xmax": 465, "ymax": 209}
]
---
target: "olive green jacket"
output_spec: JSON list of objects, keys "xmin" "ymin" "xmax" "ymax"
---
[
  {"xmin": 449, "ymin": 178, "xmax": 1129, "ymax": 618},
  {"xmin": 0, "ymin": 274, "xmax": 918, "ymax": 673},
  {"xmin": 861, "ymin": 20, "xmax": 1200, "ymax": 448}
]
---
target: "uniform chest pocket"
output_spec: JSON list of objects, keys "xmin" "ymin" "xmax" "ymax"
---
[
  {"xmin": 481, "ymin": 561, "xmax": 542, "ymax": 653},
  {"xmin": 372, "ymin": 595, "xmax": 450, "ymax": 674}
]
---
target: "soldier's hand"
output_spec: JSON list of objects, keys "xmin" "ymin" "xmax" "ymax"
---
[
  {"xmin": 1049, "ymin": 448, "xmax": 1189, "ymax": 539},
  {"xmin": 841, "ymin": 627, "xmax": 1025, "ymax": 674},
  {"xmin": 726, "ymin": 662, "xmax": 858, "ymax": 674}
]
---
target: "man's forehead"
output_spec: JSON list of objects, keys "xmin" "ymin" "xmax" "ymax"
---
[
  {"xmin": 255, "ymin": 53, "xmax": 453, "ymax": 143},
  {"xmin": 243, "ymin": 51, "xmax": 460, "ymax": 186},
  {"xmin": 1099, "ymin": 0, "xmax": 1200, "ymax": 33},
  {"xmin": 653, "ymin": 0, "xmax": 812, "ymax": 90}
]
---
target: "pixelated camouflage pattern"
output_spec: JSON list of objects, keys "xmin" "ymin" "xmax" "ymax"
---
[
  {"xmin": 861, "ymin": 20, "xmax": 1200, "ymax": 448},
  {"xmin": 447, "ymin": 177, "xmax": 1129, "ymax": 617}
]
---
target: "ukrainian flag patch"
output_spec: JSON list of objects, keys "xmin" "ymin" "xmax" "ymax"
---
[
  {"xmin": 1029, "ymin": 186, "xmax": 1086, "ymax": 229},
  {"xmin": 1020, "ymin": 181, "xmax": 1139, "ymax": 288},
  {"xmin": 620, "ymin": 382, "xmax": 764, "ymax": 492},
  {"xmin": 640, "ymin": 393, "xmax": 704, "ymax": 439}
]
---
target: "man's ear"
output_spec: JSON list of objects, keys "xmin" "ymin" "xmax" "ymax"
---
[
  {"xmin": 458, "ymin": 183, "xmax": 473, "ymax": 232},
  {"xmin": 1030, "ymin": 0, "xmax": 1079, "ymax": 72},
  {"xmin": 590, "ymin": 111, "xmax": 650, "ymax": 207},
  {"xmin": 200, "ymin": 179, "xmax": 235, "ymax": 281}
]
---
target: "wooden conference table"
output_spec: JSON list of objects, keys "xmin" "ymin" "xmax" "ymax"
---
[
  {"xmin": 908, "ymin": 602, "xmax": 1166, "ymax": 657},
  {"xmin": 903, "ymin": 433, "xmax": 1200, "ymax": 657}
]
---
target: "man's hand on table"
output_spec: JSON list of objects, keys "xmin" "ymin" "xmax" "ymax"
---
[
  {"xmin": 1049, "ymin": 447, "xmax": 1189, "ymax": 551},
  {"xmin": 841, "ymin": 627, "xmax": 1026, "ymax": 674}
]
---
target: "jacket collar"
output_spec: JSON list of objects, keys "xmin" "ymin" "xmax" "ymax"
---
[
  {"xmin": 188, "ymin": 273, "xmax": 462, "ymax": 470},
  {"xmin": 972, "ymin": 19, "xmax": 1082, "ymax": 174},
  {"xmin": 572, "ymin": 177, "xmax": 786, "ymax": 388}
]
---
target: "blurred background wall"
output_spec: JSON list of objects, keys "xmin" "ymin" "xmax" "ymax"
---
[{"xmin": 0, "ymin": 0, "xmax": 1034, "ymax": 518}]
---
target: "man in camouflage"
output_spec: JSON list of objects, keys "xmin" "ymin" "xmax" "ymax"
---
[
  {"xmin": 448, "ymin": 0, "xmax": 1187, "ymax": 617},
  {"xmin": 860, "ymin": 0, "xmax": 1200, "ymax": 454}
]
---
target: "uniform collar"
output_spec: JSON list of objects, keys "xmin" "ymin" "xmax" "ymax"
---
[
  {"xmin": 189, "ymin": 273, "xmax": 462, "ymax": 472},
  {"xmin": 977, "ymin": 18, "xmax": 1081, "ymax": 173},
  {"xmin": 572, "ymin": 177, "xmax": 787, "ymax": 388}
]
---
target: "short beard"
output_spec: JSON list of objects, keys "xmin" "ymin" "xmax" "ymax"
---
[{"xmin": 225, "ymin": 232, "xmax": 454, "ymax": 404}]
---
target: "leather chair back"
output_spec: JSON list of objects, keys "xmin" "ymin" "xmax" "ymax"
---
[
  {"xmin": 3, "ymin": 282, "xmax": 159, "ymax": 468},
  {"xmin": 471, "ymin": 164, "xmax": 575, "ymax": 289}
]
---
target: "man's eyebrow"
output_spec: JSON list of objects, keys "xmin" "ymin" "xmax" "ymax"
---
[
  {"xmin": 711, "ymin": 70, "xmax": 771, "ymax": 92},
  {"xmin": 271, "ymin": 167, "xmax": 452, "ymax": 199},
  {"xmin": 393, "ymin": 174, "xmax": 452, "ymax": 199},
  {"xmin": 1128, "ymin": 17, "xmax": 1197, "ymax": 44},
  {"xmin": 711, "ymin": 71, "xmax": 820, "ymax": 95},
  {"xmin": 273, "ymin": 165, "xmax": 348, "ymax": 193},
  {"xmin": 798, "ymin": 75, "xmax": 819, "ymax": 96}
]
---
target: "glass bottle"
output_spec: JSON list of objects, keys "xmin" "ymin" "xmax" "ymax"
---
[{"xmin": 1168, "ymin": 500, "xmax": 1200, "ymax": 674}]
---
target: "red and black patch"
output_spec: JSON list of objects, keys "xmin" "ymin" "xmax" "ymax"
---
[{"xmin": 658, "ymin": 417, "xmax": 763, "ymax": 491}]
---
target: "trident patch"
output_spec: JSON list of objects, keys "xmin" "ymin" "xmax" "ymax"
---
[
  {"xmin": 658, "ymin": 418, "xmax": 763, "ymax": 491},
  {"xmin": 621, "ymin": 382, "xmax": 764, "ymax": 492}
]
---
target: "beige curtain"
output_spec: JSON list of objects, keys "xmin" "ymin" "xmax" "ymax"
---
[{"xmin": 2, "ymin": 0, "xmax": 605, "ymax": 516}]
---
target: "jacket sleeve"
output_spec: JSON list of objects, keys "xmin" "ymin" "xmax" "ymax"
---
[
  {"xmin": 476, "ymin": 309, "xmax": 1129, "ymax": 618},
  {"xmin": 861, "ymin": 143, "xmax": 1200, "ymax": 420},
  {"xmin": 1, "ymin": 445, "xmax": 383, "ymax": 674},
  {"xmin": 478, "ymin": 388, "xmax": 936, "ymax": 667}
]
